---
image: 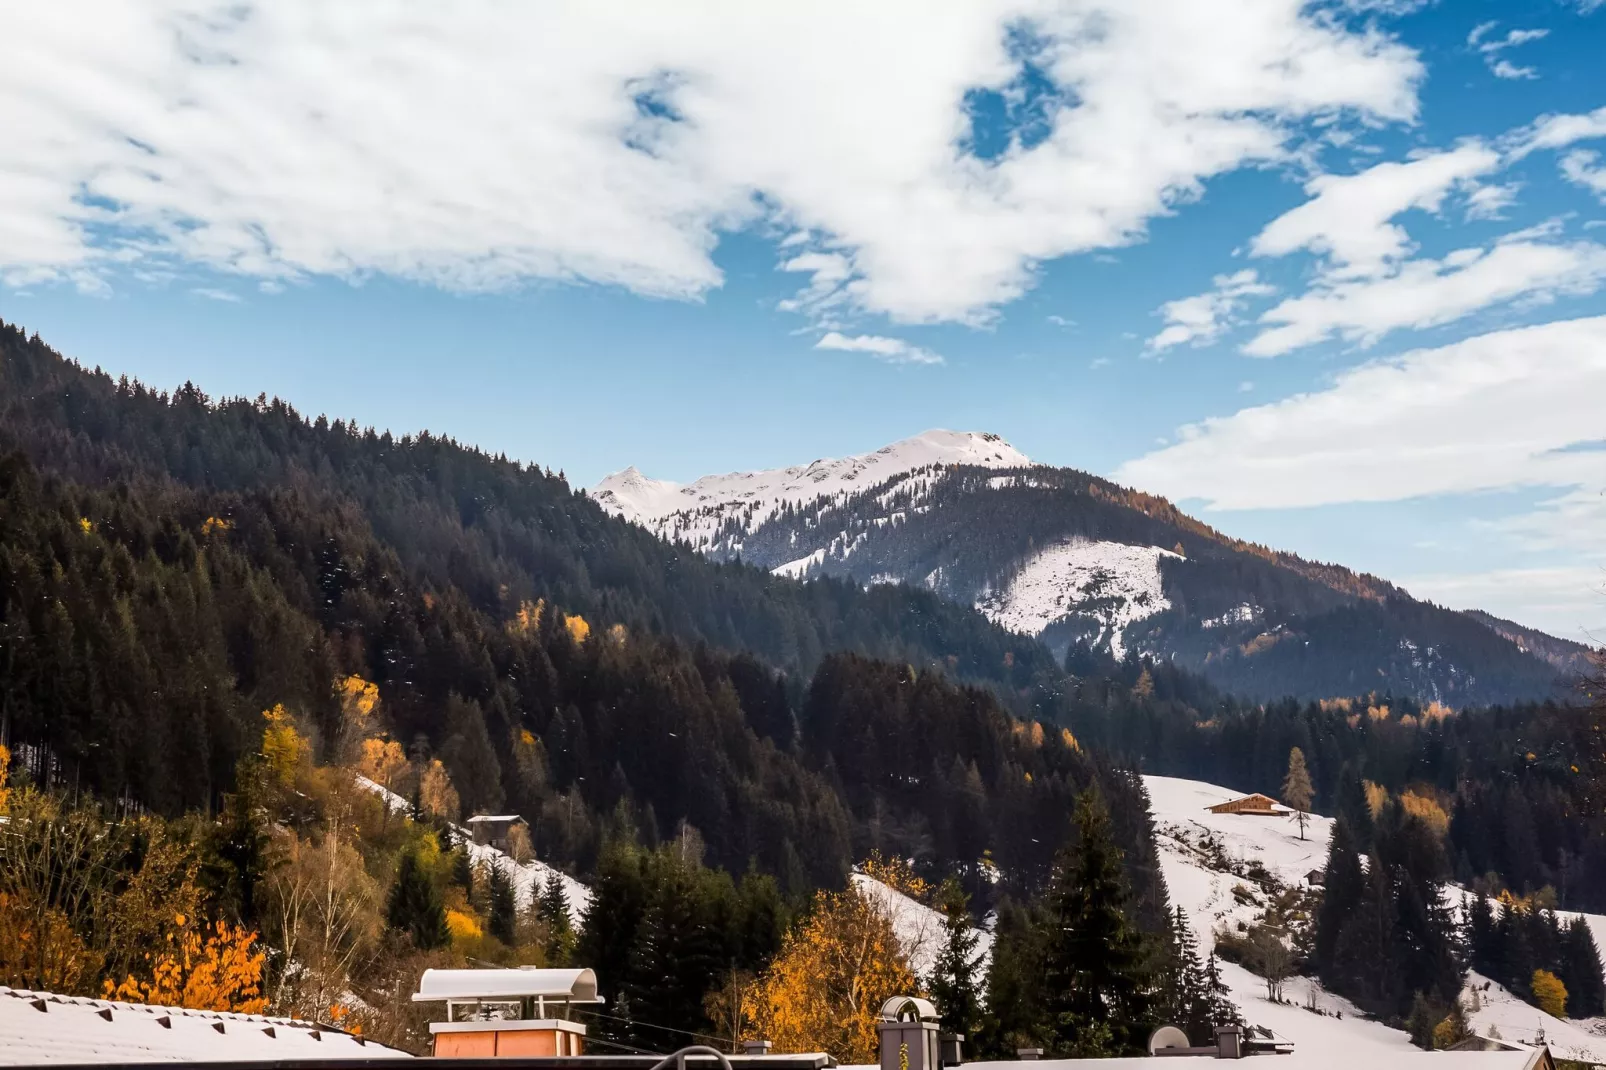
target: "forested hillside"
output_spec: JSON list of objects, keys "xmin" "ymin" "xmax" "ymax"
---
[
  {"xmin": 0, "ymin": 322, "xmax": 1058, "ymax": 695},
  {"xmin": 1053, "ymin": 649, "xmax": 1606, "ymax": 912}
]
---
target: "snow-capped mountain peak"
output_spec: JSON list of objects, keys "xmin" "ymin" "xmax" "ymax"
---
[{"xmin": 590, "ymin": 429, "xmax": 1033, "ymax": 537}]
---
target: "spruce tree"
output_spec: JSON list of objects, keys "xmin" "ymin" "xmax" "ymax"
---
[
  {"xmin": 1560, "ymin": 918, "xmax": 1606, "ymax": 1018},
  {"xmin": 1314, "ymin": 819, "xmax": 1364, "ymax": 979},
  {"xmin": 539, "ymin": 870, "xmax": 576, "ymax": 964},
  {"xmin": 489, "ymin": 860, "xmax": 518, "ymax": 945},
  {"xmin": 928, "ymin": 877, "xmax": 982, "ymax": 1038},
  {"xmin": 1041, "ymin": 789, "xmax": 1152, "ymax": 1057},
  {"xmin": 387, "ymin": 848, "xmax": 449, "ymax": 950}
]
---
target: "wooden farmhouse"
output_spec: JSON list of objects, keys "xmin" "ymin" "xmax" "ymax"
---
[{"xmin": 1205, "ymin": 792, "xmax": 1290, "ymax": 816}]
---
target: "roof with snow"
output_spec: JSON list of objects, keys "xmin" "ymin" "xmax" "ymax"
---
[
  {"xmin": 412, "ymin": 968, "xmax": 601, "ymax": 1004},
  {"xmin": 855, "ymin": 1052, "xmax": 1554, "ymax": 1070},
  {"xmin": 464, "ymin": 814, "xmax": 526, "ymax": 824},
  {"xmin": 0, "ymin": 986, "xmax": 405, "ymax": 1064}
]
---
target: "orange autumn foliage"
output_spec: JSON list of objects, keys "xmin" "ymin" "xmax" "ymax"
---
[
  {"xmin": 106, "ymin": 918, "xmax": 268, "ymax": 1014},
  {"xmin": 742, "ymin": 886, "xmax": 915, "ymax": 1063}
]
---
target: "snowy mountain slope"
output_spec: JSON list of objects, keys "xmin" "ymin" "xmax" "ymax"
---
[
  {"xmin": 354, "ymin": 776, "xmax": 591, "ymax": 927},
  {"xmin": 975, "ymin": 540, "xmax": 1180, "ymax": 661},
  {"xmin": 592, "ymin": 430, "xmax": 1032, "ymax": 555},
  {"xmin": 1144, "ymin": 774, "xmax": 1606, "ymax": 1063},
  {"xmin": 592, "ymin": 432, "xmax": 1576, "ymax": 704}
]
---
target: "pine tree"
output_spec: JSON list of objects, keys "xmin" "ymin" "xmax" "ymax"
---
[
  {"xmin": 386, "ymin": 849, "xmax": 449, "ymax": 950},
  {"xmin": 488, "ymin": 861, "xmax": 517, "ymax": 946},
  {"xmin": 538, "ymin": 871, "xmax": 576, "ymax": 965},
  {"xmin": 1283, "ymin": 748, "xmax": 1314, "ymax": 841},
  {"xmin": 928, "ymin": 877, "xmax": 982, "ymax": 1038},
  {"xmin": 1466, "ymin": 894, "xmax": 1498, "ymax": 978},
  {"xmin": 1314, "ymin": 819, "xmax": 1364, "ymax": 979},
  {"xmin": 1560, "ymin": 917, "xmax": 1606, "ymax": 1018},
  {"xmin": 1041, "ymin": 789, "xmax": 1152, "ymax": 1057}
]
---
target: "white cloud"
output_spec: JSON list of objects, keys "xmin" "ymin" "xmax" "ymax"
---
[
  {"xmin": 0, "ymin": 1, "xmax": 1422, "ymax": 323},
  {"xmin": 1244, "ymin": 233, "xmax": 1606, "ymax": 356},
  {"xmin": 1146, "ymin": 269, "xmax": 1275, "ymax": 351},
  {"xmin": 1561, "ymin": 150, "xmax": 1606, "ymax": 200},
  {"xmin": 1402, "ymin": 566, "xmax": 1605, "ymax": 642},
  {"xmin": 1468, "ymin": 23, "xmax": 1548, "ymax": 80},
  {"xmin": 1250, "ymin": 144, "xmax": 1500, "ymax": 279},
  {"xmin": 1509, "ymin": 105, "xmax": 1606, "ymax": 156},
  {"xmin": 814, "ymin": 331, "xmax": 944, "ymax": 365},
  {"xmin": 1116, "ymin": 315, "xmax": 1606, "ymax": 509},
  {"xmin": 1464, "ymin": 182, "xmax": 1520, "ymax": 220},
  {"xmin": 192, "ymin": 287, "xmax": 241, "ymax": 302}
]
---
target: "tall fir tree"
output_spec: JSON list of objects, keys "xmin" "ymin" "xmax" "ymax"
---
[
  {"xmin": 386, "ymin": 848, "xmax": 449, "ymax": 950},
  {"xmin": 1314, "ymin": 818, "xmax": 1364, "ymax": 979},
  {"xmin": 539, "ymin": 870, "xmax": 576, "ymax": 965},
  {"xmin": 488, "ymin": 860, "xmax": 517, "ymax": 945},
  {"xmin": 1040, "ymin": 789, "xmax": 1152, "ymax": 1057},
  {"xmin": 928, "ymin": 877, "xmax": 983, "ymax": 1038}
]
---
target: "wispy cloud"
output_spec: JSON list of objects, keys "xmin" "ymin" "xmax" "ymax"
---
[
  {"xmin": 192, "ymin": 287, "xmax": 242, "ymax": 303},
  {"xmin": 814, "ymin": 331, "xmax": 944, "ymax": 366},
  {"xmin": 1468, "ymin": 22, "xmax": 1548, "ymax": 80},
  {"xmin": 1146, "ymin": 270, "xmax": 1275, "ymax": 352}
]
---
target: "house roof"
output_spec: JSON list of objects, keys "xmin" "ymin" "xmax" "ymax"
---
[
  {"xmin": 465, "ymin": 814, "xmax": 526, "ymax": 824},
  {"xmin": 412, "ymin": 968, "xmax": 602, "ymax": 1004},
  {"xmin": 0, "ymin": 985, "xmax": 406, "ymax": 1064},
  {"xmin": 842, "ymin": 1049, "xmax": 1549, "ymax": 1070}
]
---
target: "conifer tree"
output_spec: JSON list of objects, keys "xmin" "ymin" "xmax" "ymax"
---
[
  {"xmin": 538, "ymin": 871, "xmax": 576, "ymax": 965},
  {"xmin": 1041, "ymin": 789, "xmax": 1152, "ymax": 1057},
  {"xmin": 488, "ymin": 861, "xmax": 517, "ymax": 945},
  {"xmin": 1314, "ymin": 819, "xmax": 1363, "ymax": 979},
  {"xmin": 386, "ymin": 849, "xmax": 448, "ymax": 950},
  {"xmin": 928, "ymin": 877, "xmax": 982, "ymax": 1038},
  {"xmin": 1560, "ymin": 917, "xmax": 1606, "ymax": 1018},
  {"xmin": 1282, "ymin": 748, "xmax": 1314, "ymax": 841}
]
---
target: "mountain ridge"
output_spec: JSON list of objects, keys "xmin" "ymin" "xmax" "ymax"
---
[{"xmin": 593, "ymin": 430, "xmax": 1588, "ymax": 705}]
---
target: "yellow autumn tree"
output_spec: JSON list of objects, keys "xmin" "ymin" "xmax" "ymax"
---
[
  {"xmin": 261, "ymin": 705, "xmax": 311, "ymax": 791},
  {"xmin": 335, "ymin": 675, "xmax": 380, "ymax": 760},
  {"xmin": 860, "ymin": 852, "xmax": 930, "ymax": 903},
  {"xmin": 107, "ymin": 918, "xmax": 269, "ymax": 1014},
  {"xmin": 1532, "ymin": 969, "xmax": 1568, "ymax": 1019},
  {"xmin": 508, "ymin": 598, "xmax": 545, "ymax": 637},
  {"xmin": 1398, "ymin": 790, "xmax": 1450, "ymax": 840},
  {"xmin": 0, "ymin": 742, "xmax": 10, "ymax": 813},
  {"xmin": 420, "ymin": 759, "xmax": 461, "ymax": 822},
  {"xmin": 743, "ymin": 885, "xmax": 916, "ymax": 1063},
  {"xmin": 563, "ymin": 613, "xmax": 591, "ymax": 645},
  {"xmin": 358, "ymin": 738, "xmax": 411, "ymax": 802}
]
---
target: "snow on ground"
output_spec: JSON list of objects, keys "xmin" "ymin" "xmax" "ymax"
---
[
  {"xmin": 590, "ymin": 430, "xmax": 1033, "ymax": 552},
  {"xmin": 354, "ymin": 776, "xmax": 591, "ymax": 927},
  {"xmin": 0, "ymin": 986, "xmax": 404, "ymax": 1063},
  {"xmin": 1146, "ymin": 774, "xmax": 1606, "ymax": 1061},
  {"xmin": 977, "ymin": 541, "xmax": 1181, "ymax": 660},
  {"xmin": 851, "ymin": 873, "xmax": 993, "ymax": 981},
  {"xmin": 1464, "ymin": 971, "xmax": 1606, "ymax": 1064}
]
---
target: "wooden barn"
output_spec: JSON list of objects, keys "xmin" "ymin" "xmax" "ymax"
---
[{"xmin": 1206, "ymin": 792, "xmax": 1290, "ymax": 816}]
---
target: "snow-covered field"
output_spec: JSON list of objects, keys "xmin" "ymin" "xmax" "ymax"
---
[
  {"xmin": 976, "ymin": 541, "xmax": 1180, "ymax": 660},
  {"xmin": 1144, "ymin": 774, "xmax": 1606, "ymax": 1064},
  {"xmin": 590, "ymin": 430, "xmax": 1033, "ymax": 552}
]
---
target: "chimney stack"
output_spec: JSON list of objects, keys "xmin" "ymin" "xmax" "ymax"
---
[
  {"xmin": 1015, "ymin": 1049, "xmax": 1044, "ymax": 1061},
  {"xmin": 743, "ymin": 1040, "xmax": 774, "ymax": 1056},
  {"xmin": 1214, "ymin": 1026, "xmax": 1243, "ymax": 1059},
  {"xmin": 877, "ymin": 997, "xmax": 942, "ymax": 1070}
]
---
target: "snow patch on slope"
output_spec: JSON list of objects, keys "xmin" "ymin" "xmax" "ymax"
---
[
  {"xmin": 355, "ymin": 776, "xmax": 591, "ymax": 927},
  {"xmin": 976, "ymin": 540, "xmax": 1180, "ymax": 659},
  {"xmin": 591, "ymin": 431, "xmax": 1034, "ymax": 553},
  {"xmin": 851, "ymin": 873, "xmax": 993, "ymax": 981}
]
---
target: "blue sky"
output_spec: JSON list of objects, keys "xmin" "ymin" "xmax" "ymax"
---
[{"xmin": 3, "ymin": 0, "xmax": 1605, "ymax": 639}]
